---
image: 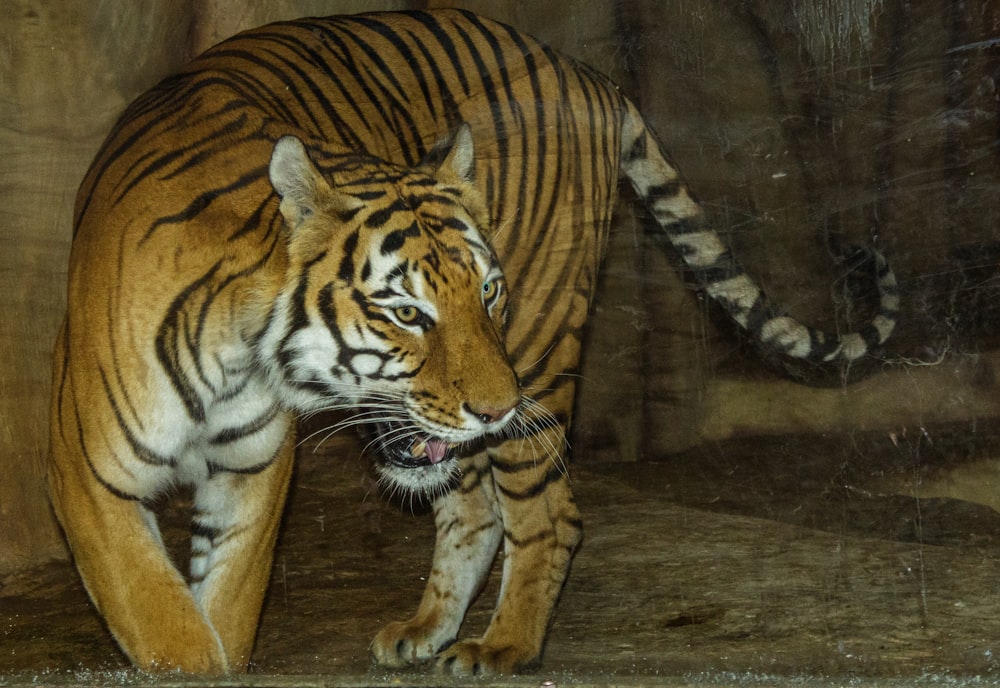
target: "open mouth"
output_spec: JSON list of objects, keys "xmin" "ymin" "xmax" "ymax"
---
[{"xmin": 372, "ymin": 420, "xmax": 458, "ymax": 469}]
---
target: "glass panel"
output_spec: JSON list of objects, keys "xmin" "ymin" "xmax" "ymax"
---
[{"xmin": 3, "ymin": 1, "xmax": 999, "ymax": 684}]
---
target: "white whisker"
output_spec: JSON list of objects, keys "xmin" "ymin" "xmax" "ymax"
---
[
  {"xmin": 489, "ymin": 209, "xmax": 518, "ymax": 242},
  {"xmin": 516, "ymin": 344, "xmax": 557, "ymax": 377}
]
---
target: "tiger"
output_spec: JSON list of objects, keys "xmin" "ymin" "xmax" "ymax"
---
[{"xmin": 48, "ymin": 8, "xmax": 898, "ymax": 677}]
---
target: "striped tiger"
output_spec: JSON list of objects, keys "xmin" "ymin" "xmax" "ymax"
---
[{"xmin": 48, "ymin": 8, "xmax": 897, "ymax": 676}]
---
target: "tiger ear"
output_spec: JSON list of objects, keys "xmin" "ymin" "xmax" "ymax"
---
[
  {"xmin": 269, "ymin": 136, "xmax": 334, "ymax": 229},
  {"xmin": 428, "ymin": 122, "xmax": 476, "ymax": 185}
]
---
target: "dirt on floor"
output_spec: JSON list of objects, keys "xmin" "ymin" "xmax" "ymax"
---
[{"xmin": 5, "ymin": 423, "xmax": 1000, "ymax": 687}]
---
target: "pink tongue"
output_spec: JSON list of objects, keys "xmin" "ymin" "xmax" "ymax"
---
[{"xmin": 425, "ymin": 439, "xmax": 450, "ymax": 464}]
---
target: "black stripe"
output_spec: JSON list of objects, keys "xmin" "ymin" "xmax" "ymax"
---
[
  {"xmin": 859, "ymin": 323, "xmax": 887, "ymax": 352},
  {"xmin": 277, "ymin": 250, "xmax": 328, "ymax": 373},
  {"xmin": 191, "ymin": 520, "xmax": 221, "ymax": 541},
  {"xmin": 625, "ymin": 129, "xmax": 648, "ymax": 162},
  {"xmin": 409, "ymin": 11, "xmax": 472, "ymax": 97},
  {"xmin": 352, "ymin": 16, "xmax": 442, "ymax": 123},
  {"xmin": 691, "ymin": 261, "xmax": 742, "ymax": 286},
  {"xmin": 454, "ymin": 461, "xmax": 492, "ymax": 494},
  {"xmin": 471, "ymin": 13, "xmax": 536, "ymax": 230},
  {"xmin": 228, "ymin": 196, "xmax": 273, "ymax": 242},
  {"xmin": 810, "ymin": 329, "xmax": 839, "ymax": 360},
  {"xmin": 113, "ymin": 109, "xmax": 250, "ymax": 205},
  {"xmin": 97, "ymin": 366, "xmax": 176, "ymax": 467},
  {"xmin": 206, "ymin": 458, "xmax": 275, "ymax": 477},
  {"xmin": 503, "ymin": 523, "xmax": 580, "ymax": 549},
  {"xmin": 662, "ymin": 217, "xmax": 703, "ymax": 236},
  {"xmin": 304, "ymin": 24, "xmax": 406, "ymax": 152},
  {"xmin": 745, "ymin": 295, "xmax": 775, "ymax": 335},
  {"xmin": 206, "ymin": 45, "xmax": 329, "ymax": 132},
  {"xmin": 155, "ymin": 263, "xmax": 224, "ymax": 422},
  {"xmin": 645, "ymin": 181, "xmax": 684, "ymax": 203},
  {"xmin": 141, "ymin": 167, "xmax": 267, "ymax": 244},
  {"xmin": 209, "ymin": 405, "xmax": 280, "ymax": 445},
  {"xmin": 365, "ymin": 198, "xmax": 410, "ymax": 228},
  {"xmin": 380, "ymin": 222, "xmax": 421, "ymax": 255},
  {"xmin": 73, "ymin": 408, "xmax": 143, "ymax": 502},
  {"xmin": 494, "ymin": 463, "xmax": 568, "ymax": 500},
  {"xmin": 339, "ymin": 230, "xmax": 359, "ymax": 282}
]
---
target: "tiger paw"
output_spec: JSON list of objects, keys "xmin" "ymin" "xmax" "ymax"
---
[
  {"xmin": 370, "ymin": 620, "xmax": 448, "ymax": 668},
  {"xmin": 435, "ymin": 638, "xmax": 539, "ymax": 677}
]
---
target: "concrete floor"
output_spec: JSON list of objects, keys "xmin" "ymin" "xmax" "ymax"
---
[{"xmin": 5, "ymin": 427, "xmax": 1000, "ymax": 687}]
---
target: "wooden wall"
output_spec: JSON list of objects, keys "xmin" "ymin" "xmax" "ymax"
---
[
  {"xmin": 4, "ymin": 1, "xmax": 189, "ymax": 574},
  {"xmin": 3, "ymin": 0, "xmax": 999, "ymax": 574}
]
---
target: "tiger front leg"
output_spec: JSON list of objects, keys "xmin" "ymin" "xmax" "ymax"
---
[
  {"xmin": 435, "ymin": 437, "xmax": 582, "ymax": 676},
  {"xmin": 371, "ymin": 454, "xmax": 503, "ymax": 668},
  {"xmin": 189, "ymin": 431, "xmax": 296, "ymax": 671}
]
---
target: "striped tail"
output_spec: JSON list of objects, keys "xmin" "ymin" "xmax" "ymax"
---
[{"xmin": 619, "ymin": 104, "xmax": 898, "ymax": 364}]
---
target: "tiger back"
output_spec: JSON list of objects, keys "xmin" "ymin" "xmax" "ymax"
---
[{"xmin": 49, "ymin": 9, "xmax": 897, "ymax": 676}]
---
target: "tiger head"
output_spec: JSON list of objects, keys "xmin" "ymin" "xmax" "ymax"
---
[{"xmin": 259, "ymin": 126, "xmax": 520, "ymax": 495}]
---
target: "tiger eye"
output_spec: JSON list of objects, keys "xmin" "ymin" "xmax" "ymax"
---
[
  {"xmin": 482, "ymin": 279, "xmax": 499, "ymax": 303},
  {"xmin": 395, "ymin": 305, "xmax": 420, "ymax": 323}
]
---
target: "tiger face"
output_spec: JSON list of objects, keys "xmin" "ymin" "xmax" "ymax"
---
[{"xmin": 259, "ymin": 129, "xmax": 520, "ymax": 494}]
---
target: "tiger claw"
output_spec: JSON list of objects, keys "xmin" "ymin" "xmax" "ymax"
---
[{"xmin": 434, "ymin": 639, "xmax": 539, "ymax": 677}]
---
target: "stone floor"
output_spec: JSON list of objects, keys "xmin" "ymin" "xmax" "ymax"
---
[{"xmin": 4, "ymin": 424, "xmax": 1000, "ymax": 687}]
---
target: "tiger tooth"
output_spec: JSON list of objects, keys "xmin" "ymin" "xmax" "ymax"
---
[{"xmin": 411, "ymin": 440, "xmax": 427, "ymax": 457}]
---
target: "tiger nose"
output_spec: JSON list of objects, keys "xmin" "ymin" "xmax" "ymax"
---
[{"xmin": 465, "ymin": 403, "xmax": 516, "ymax": 425}]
